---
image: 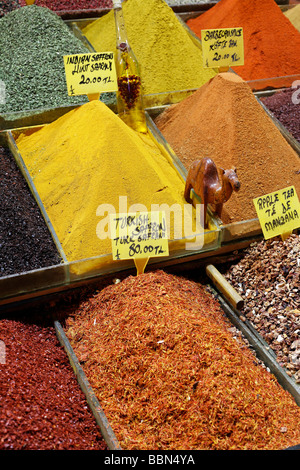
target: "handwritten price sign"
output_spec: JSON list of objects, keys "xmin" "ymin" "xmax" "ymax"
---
[
  {"xmin": 110, "ymin": 211, "xmax": 169, "ymax": 261},
  {"xmin": 201, "ymin": 28, "xmax": 244, "ymax": 69},
  {"xmin": 63, "ymin": 52, "xmax": 118, "ymax": 96},
  {"xmin": 253, "ymin": 186, "xmax": 300, "ymax": 240}
]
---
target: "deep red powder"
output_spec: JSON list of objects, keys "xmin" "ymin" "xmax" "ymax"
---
[{"xmin": 19, "ymin": 0, "xmax": 112, "ymax": 10}]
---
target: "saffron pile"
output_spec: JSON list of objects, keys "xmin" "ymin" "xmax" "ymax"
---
[
  {"xmin": 64, "ymin": 270, "xmax": 300, "ymax": 450},
  {"xmin": 186, "ymin": 0, "xmax": 300, "ymax": 81},
  {"xmin": 16, "ymin": 100, "xmax": 211, "ymax": 266}
]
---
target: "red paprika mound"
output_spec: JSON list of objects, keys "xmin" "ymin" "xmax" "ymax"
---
[{"xmin": 187, "ymin": 0, "xmax": 300, "ymax": 81}]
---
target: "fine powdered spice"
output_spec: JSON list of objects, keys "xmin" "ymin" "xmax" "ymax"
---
[
  {"xmin": 64, "ymin": 270, "xmax": 300, "ymax": 450},
  {"xmin": 0, "ymin": 5, "xmax": 90, "ymax": 115},
  {"xmin": 19, "ymin": 0, "xmax": 113, "ymax": 10},
  {"xmin": 261, "ymin": 87, "xmax": 300, "ymax": 143},
  {"xmin": 154, "ymin": 73, "xmax": 300, "ymax": 224},
  {"xmin": 16, "ymin": 100, "xmax": 208, "ymax": 264},
  {"xmin": 82, "ymin": 0, "xmax": 216, "ymax": 95},
  {"xmin": 187, "ymin": 0, "xmax": 300, "ymax": 81},
  {"xmin": 0, "ymin": 318, "xmax": 107, "ymax": 450},
  {"xmin": 0, "ymin": 146, "xmax": 61, "ymax": 277},
  {"xmin": 224, "ymin": 234, "xmax": 300, "ymax": 383},
  {"xmin": 285, "ymin": 4, "xmax": 300, "ymax": 31}
]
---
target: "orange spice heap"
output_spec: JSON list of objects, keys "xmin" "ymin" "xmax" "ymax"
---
[
  {"xmin": 187, "ymin": 0, "xmax": 300, "ymax": 81},
  {"xmin": 65, "ymin": 270, "xmax": 300, "ymax": 450},
  {"xmin": 154, "ymin": 73, "xmax": 300, "ymax": 225}
]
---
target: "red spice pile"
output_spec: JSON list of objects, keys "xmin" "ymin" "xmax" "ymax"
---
[
  {"xmin": 187, "ymin": 0, "xmax": 300, "ymax": 81},
  {"xmin": 65, "ymin": 270, "xmax": 300, "ymax": 450},
  {"xmin": 0, "ymin": 319, "xmax": 107, "ymax": 450}
]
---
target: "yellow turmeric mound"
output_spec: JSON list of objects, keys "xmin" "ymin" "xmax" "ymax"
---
[
  {"xmin": 16, "ymin": 101, "xmax": 216, "ymax": 267},
  {"xmin": 82, "ymin": 0, "xmax": 216, "ymax": 95}
]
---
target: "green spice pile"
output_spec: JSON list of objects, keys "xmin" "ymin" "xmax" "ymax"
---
[
  {"xmin": 0, "ymin": 5, "xmax": 90, "ymax": 115},
  {"xmin": 64, "ymin": 270, "xmax": 300, "ymax": 450}
]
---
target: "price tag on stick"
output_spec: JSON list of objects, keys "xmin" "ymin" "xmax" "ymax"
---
[
  {"xmin": 63, "ymin": 52, "xmax": 118, "ymax": 99},
  {"xmin": 110, "ymin": 211, "xmax": 169, "ymax": 275},
  {"xmin": 253, "ymin": 186, "xmax": 300, "ymax": 241},
  {"xmin": 201, "ymin": 28, "xmax": 244, "ymax": 70}
]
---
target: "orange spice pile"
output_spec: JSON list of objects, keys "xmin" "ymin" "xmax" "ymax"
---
[{"xmin": 65, "ymin": 270, "xmax": 300, "ymax": 450}]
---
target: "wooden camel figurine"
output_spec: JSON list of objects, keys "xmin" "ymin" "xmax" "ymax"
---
[{"xmin": 184, "ymin": 157, "xmax": 240, "ymax": 227}]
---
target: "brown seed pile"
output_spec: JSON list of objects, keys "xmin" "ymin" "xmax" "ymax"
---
[
  {"xmin": 0, "ymin": 319, "xmax": 108, "ymax": 450},
  {"xmin": 225, "ymin": 234, "xmax": 300, "ymax": 383}
]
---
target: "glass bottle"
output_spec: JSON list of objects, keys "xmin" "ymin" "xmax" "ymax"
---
[{"xmin": 113, "ymin": 0, "xmax": 147, "ymax": 133}]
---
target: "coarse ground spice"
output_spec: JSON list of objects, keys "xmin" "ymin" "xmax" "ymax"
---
[
  {"xmin": 19, "ymin": 0, "xmax": 113, "ymax": 10},
  {"xmin": 82, "ymin": 0, "xmax": 216, "ymax": 96},
  {"xmin": 64, "ymin": 270, "xmax": 300, "ymax": 450},
  {"xmin": 0, "ymin": 0, "xmax": 20, "ymax": 17},
  {"xmin": 224, "ymin": 234, "xmax": 300, "ymax": 383},
  {"xmin": 0, "ymin": 318, "xmax": 108, "ymax": 450},
  {"xmin": 0, "ymin": 5, "xmax": 91, "ymax": 115},
  {"xmin": 261, "ymin": 87, "xmax": 300, "ymax": 143},
  {"xmin": 186, "ymin": 0, "xmax": 300, "ymax": 81},
  {"xmin": 0, "ymin": 146, "xmax": 61, "ymax": 277},
  {"xmin": 154, "ymin": 73, "xmax": 300, "ymax": 224}
]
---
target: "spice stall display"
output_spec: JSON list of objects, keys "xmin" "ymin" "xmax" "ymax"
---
[
  {"xmin": 0, "ymin": 146, "xmax": 62, "ymax": 277},
  {"xmin": 224, "ymin": 234, "xmax": 300, "ymax": 384},
  {"xmin": 0, "ymin": 317, "xmax": 108, "ymax": 449},
  {"xmin": 186, "ymin": 0, "xmax": 300, "ymax": 83},
  {"xmin": 154, "ymin": 73, "xmax": 300, "ymax": 228},
  {"xmin": 285, "ymin": 4, "xmax": 300, "ymax": 31},
  {"xmin": 260, "ymin": 86, "xmax": 300, "ymax": 144},
  {"xmin": 63, "ymin": 270, "xmax": 300, "ymax": 450},
  {"xmin": 14, "ymin": 99, "xmax": 219, "ymax": 273},
  {"xmin": 81, "ymin": 0, "xmax": 216, "ymax": 97}
]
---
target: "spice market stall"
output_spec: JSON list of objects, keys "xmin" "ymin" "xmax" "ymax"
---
[{"xmin": 0, "ymin": 0, "xmax": 300, "ymax": 452}]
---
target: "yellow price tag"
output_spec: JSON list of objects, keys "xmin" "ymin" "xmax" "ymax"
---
[
  {"xmin": 110, "ymin": 211, "xmax": 169, "ymax": 262},
  {"xmin": 253, "ymin": 186, "xmax": 300, "ymax": 240},
  {"xmin": 63, "ymin": 52, "xmax": 118, "ymax": 96},
  {"xmin": 201, "ymin": 28, "xmax": 244, "ymax": 69}
]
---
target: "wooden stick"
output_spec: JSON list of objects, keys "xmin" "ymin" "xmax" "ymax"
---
[{"xmin": 206, "ymin": 263, "xmax": 244, "ymax": 310}]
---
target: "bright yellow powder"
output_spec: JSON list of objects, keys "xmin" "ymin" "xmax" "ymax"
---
[
  {"xmin": 16, "ymin": 101, "xmax": 217, "ymax": 269},
  {"xmin": 82, "ymin": 0, "xmax": 216, "ymax": 95},
  {"xmin": 285, "ymin": 5, "xmax": 300, "ymax": 32}
]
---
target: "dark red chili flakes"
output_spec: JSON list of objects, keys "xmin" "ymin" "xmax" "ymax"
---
[
  {"xmin": 19, "ymin": 0, "xmax": 113, "ymax": 10},
  {"xmin": 0, "ymin": 1, "xmax": 21, "ymax": 18},
  {"xmin": 0, "ymin": 319, "xmax": 108, "ymax": 450},
  {"xmin": 261, "ymin": 87, "xmax": 300, "ymax": 143}
]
